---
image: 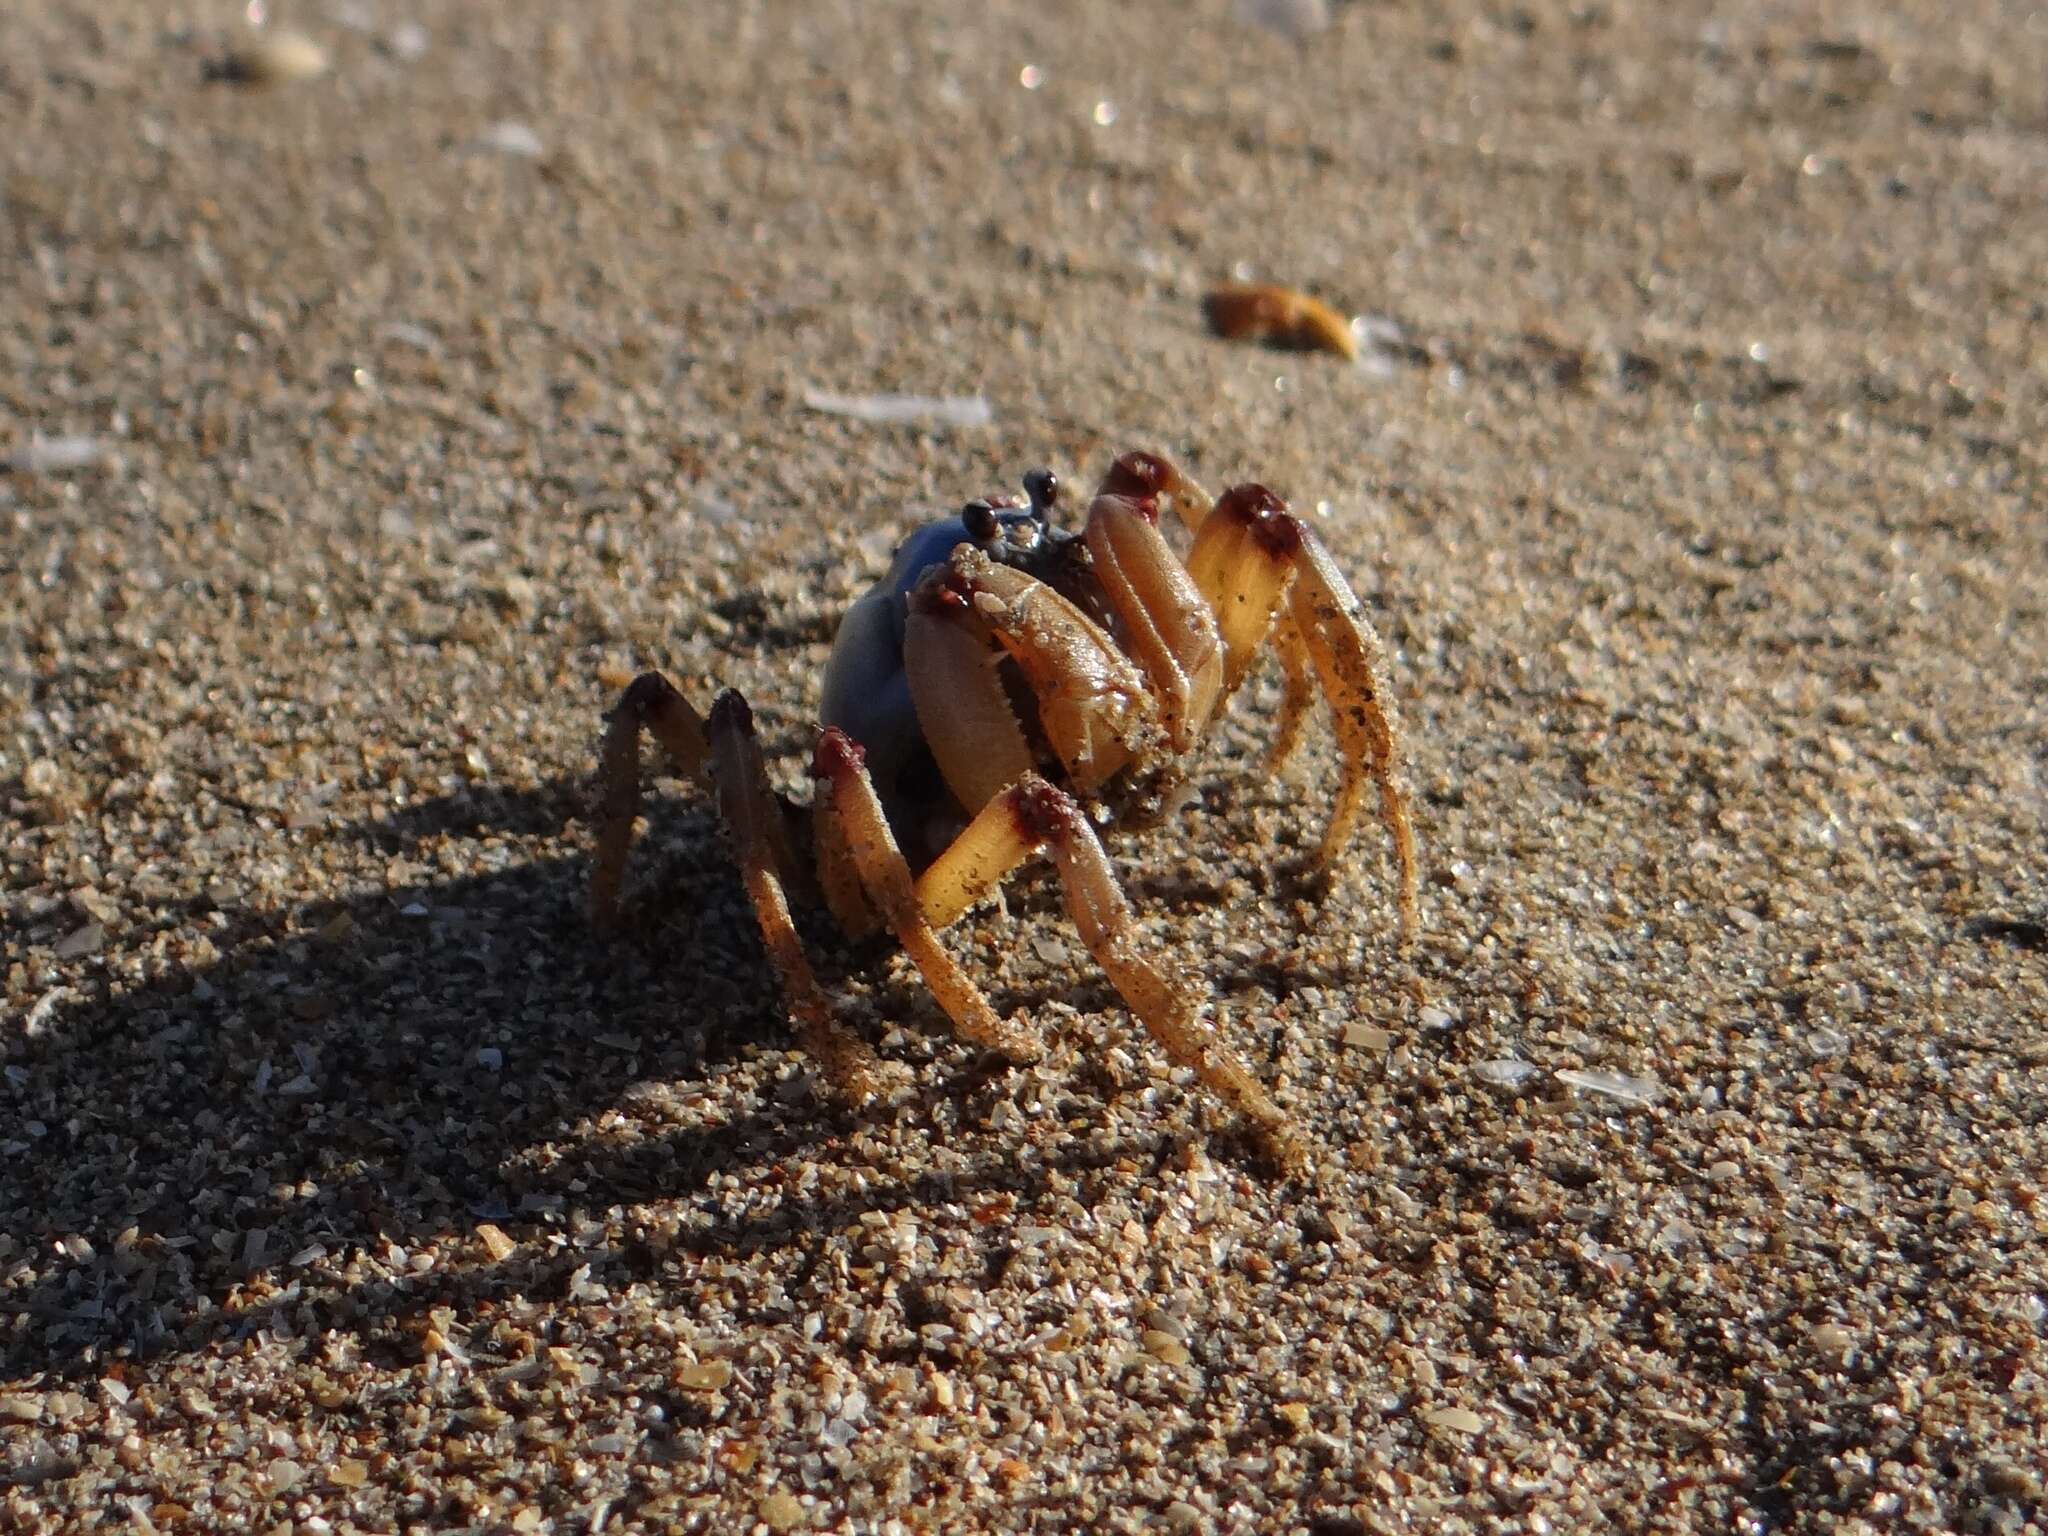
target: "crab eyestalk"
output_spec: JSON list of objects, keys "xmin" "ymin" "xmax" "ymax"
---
[
  {"xmin": 961, "ymin": 498, "xmax": 1001, "ymax": 544},
  {"xmin": 1023, "ymin": 467, "xmax": 1059, "ymax": 519}
]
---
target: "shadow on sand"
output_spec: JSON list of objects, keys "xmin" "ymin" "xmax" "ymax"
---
[{"xmin": 2, "ymin": 777, "xmax": 1154, "ymax": 1386}]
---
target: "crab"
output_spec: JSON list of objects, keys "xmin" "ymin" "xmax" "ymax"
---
[{"xmin": 590, "ymin": 450, "xmax": 1420, "ymax": 1168}]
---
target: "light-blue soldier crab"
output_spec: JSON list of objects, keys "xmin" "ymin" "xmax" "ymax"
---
[{"xmin": 590, "ymin": 451, "xmax": 1419, "ymax": 1168}]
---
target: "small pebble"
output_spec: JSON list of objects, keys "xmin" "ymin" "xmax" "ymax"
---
[
  {"xmin": 1143, "ymin": 1330, "xmax": 1192, "ymax": 1367},
  {"xmin": 1422, "ymin": 1405, "xmax": 1485, "ymax": 1435},
  {"xmin": 1811, "ymin": 1323, "xmax": 1856, "ymax": 1356},
  {"xmin": 674, "ymin": 1360, "xmax": 732, "ymax": 1392},
  {"xmin": 5, "ymin": 434, "xmax": 106, "ymax": 474},
  {"xmin": 1232, "ymin": 0, "xmax": 1330, "ymax": 40},
  {"xmin": 213, "ymin": 30, "xmax": 329, "ymax": 86},
  {"xmin": 54, "ymin": 923, "xmax": 105, "ymax": 960}
]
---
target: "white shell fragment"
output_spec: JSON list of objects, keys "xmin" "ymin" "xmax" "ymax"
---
[
  {"xmin": 801, "ymin": 389, "xmax": 993, "ymax": 428},
  {"xmin": 1349, "ymin": 315, "xmax": 1410, "ymax": 382},
  {"xmin": 1555, "ymin": 1067, "xmax": 1663, "ymax": 1106},
  {"xmin": 5, "ymin": 434, "xmax": 107, "ymax": 474},
  {"xmin": 467, "ymin": 121, "xmax": 546, "ymax": 159},
  {"xmin": 1470, "ymin": 1058, "xmax": 1541, "ymax": 1091},
  {"xmin": 1232, "ymin": 0, "xmax": 1331, "ymax": 40},
  {"xmin": 388, "ymin": 22, "xmax": 430, "ymax": 61}
]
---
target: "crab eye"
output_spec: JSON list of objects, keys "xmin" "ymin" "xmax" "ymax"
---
[
  {"xmin": 1022, "ymin": 468, "xmax": 1059, "ymax": 517},
  {"xmin": 961, "ymin": 499, "xmax": 1000, "ymax": 543}
]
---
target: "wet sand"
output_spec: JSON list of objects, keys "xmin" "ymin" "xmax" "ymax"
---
[{"xmin": 4, "ymin": 1, "xmax": 2044, "ymax": 1531}]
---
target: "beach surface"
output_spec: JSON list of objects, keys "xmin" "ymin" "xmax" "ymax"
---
[{"xmin": 4, "ymin": 1, "xmax": 2045, "ymax": 1530}]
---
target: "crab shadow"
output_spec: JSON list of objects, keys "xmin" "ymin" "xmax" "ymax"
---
[{"xmin": 0, "ymin": 778, "xmax": 1137, "ymax": 1386}]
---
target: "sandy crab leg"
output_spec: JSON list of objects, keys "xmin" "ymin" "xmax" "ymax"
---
[
  {"xmin": 592, "ymin": 671, "xmax": 714, "ymax": 929},
  {"xmin": 1263, "ymin": 618, "xmax": 1319, "ymax": 778},
  {"xmin": 1184, "ymin": 485, "xmax": 1422, "ymax": 941},
  {"xmin": 912, "ymin": 774, "xmax": 1305, "ymax": 1170},
  {"xmin": 1288, "ymin": 534, "xmax": 1419, "ymax": 926},
  {"xmin": 810, "ymin": 769, "xmax": 882, "ymax": 940},
  {"xmin": 591, "ymin": 674, "xmax": 880, "ymax": 1101},
  {"xmin": 1096, "ymin": 449, "xmax": 1216, "ymax": 537},
  {"xmin": 704, "ymin": 693, "xmax": 882, "ymax": 1104},
  {"xmin": 811, "ymin": 730, "xmax": 1041, "ymax": 1062}
]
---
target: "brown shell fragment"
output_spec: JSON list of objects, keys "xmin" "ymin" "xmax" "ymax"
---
[{"xmin": 1204, "ymin": 282, "xmax": 1358, "ymax": 359}]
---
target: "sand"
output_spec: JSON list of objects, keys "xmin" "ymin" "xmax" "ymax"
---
[{"xmin": 3, "ymin": 1, "xmax": 2044, "ymax": 1531}]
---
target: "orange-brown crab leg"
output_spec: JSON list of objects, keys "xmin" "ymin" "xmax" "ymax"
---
[
  {"xmin": 1263, "ymin": 621, "xmax": 1319, "ymax": 779},
  {"xmin": 1288, "ymin": 533, "xmax": 1419, "ymax": 930},
  {"xmin": 1188, "ymin": 486, "xmax": 1421, "ymax": 940},
  {"xmin": 1177, "ymin": 487, "xmax": 1320, "ymax": 774},
  {"xmin": 912, "ymin": 773, "xmax": 1305, "ymax": 1169},
  {"xmin": 1099, "ymin": 449, "xmax": 1315, "ymax": 762},
  {"xmin": 1095, "ymin": 451, "xmax": 1317, "ymax": 770},
  {"xmin": 591, "ymin": 675, "xmax": 880, "ymax": 1102},
  {"xmin": 810, "ymin": 768, "xmax": 882, "ymax": 941},
  {"xmin": 591, "ymin": 672, "xmax": 714, "ymax": 929},
  {"xmin": 1097, "ymin": 450, "xmax": 1216, "ymax": 537},
  {"xmin": 705, "ymin": 693, "xmax": 882, "ymax": 1103},
  {"xmin": 812, "ymin": 731, "xmax": 1041, "ymax": 1062}
]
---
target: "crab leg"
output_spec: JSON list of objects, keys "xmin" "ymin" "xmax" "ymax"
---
[
  {"xmin": 1093, "ymin": 451, "xmax": 1324, "ymax": 768},
  {"xmin": 1263, "ymin": 615, "xmax": 1319, "ymax": 777},
  {"xmin": 591, "ymin": 671, "xmax": 715, "ymax": 929},
  {"xmin": 1179, "ymin": 503, "xmax": 1318, "ymax": 770},
  {"xmin": 810, "ymin": 769, "xmax": 882, "ymax": 940},
  {"xmin": 1287, "ymin": 539, "xmax": 1418, "ymax": 924},
  {"xmin": 912, "ymin": 774, "xmax": 1305, "ymax": 1169},
  {"xmin": 902, "ymin": 573, "xmax": 1038, "ymax": 813},
  {"xmin": 1096, "ymin": 449, "xmax": 1216, "ymax": 537},
  {"xmin": 811, "ymin": 731, "xmax": 1041, "ymax": 1062},
  {"xmin": 591, "ymin": 674, "xmax": 880, "ymax": 1102},
  {"xmin": 1183, "ymin": 491, "xmax": 1296, "ymax": 696},
  {"xmin": 1185, "ymin": 486, "xmax": 1422, "ymax": 942},
  {"xmin": 704, "ymin": 693, "xmax": 883, "ymax": 1104}
]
